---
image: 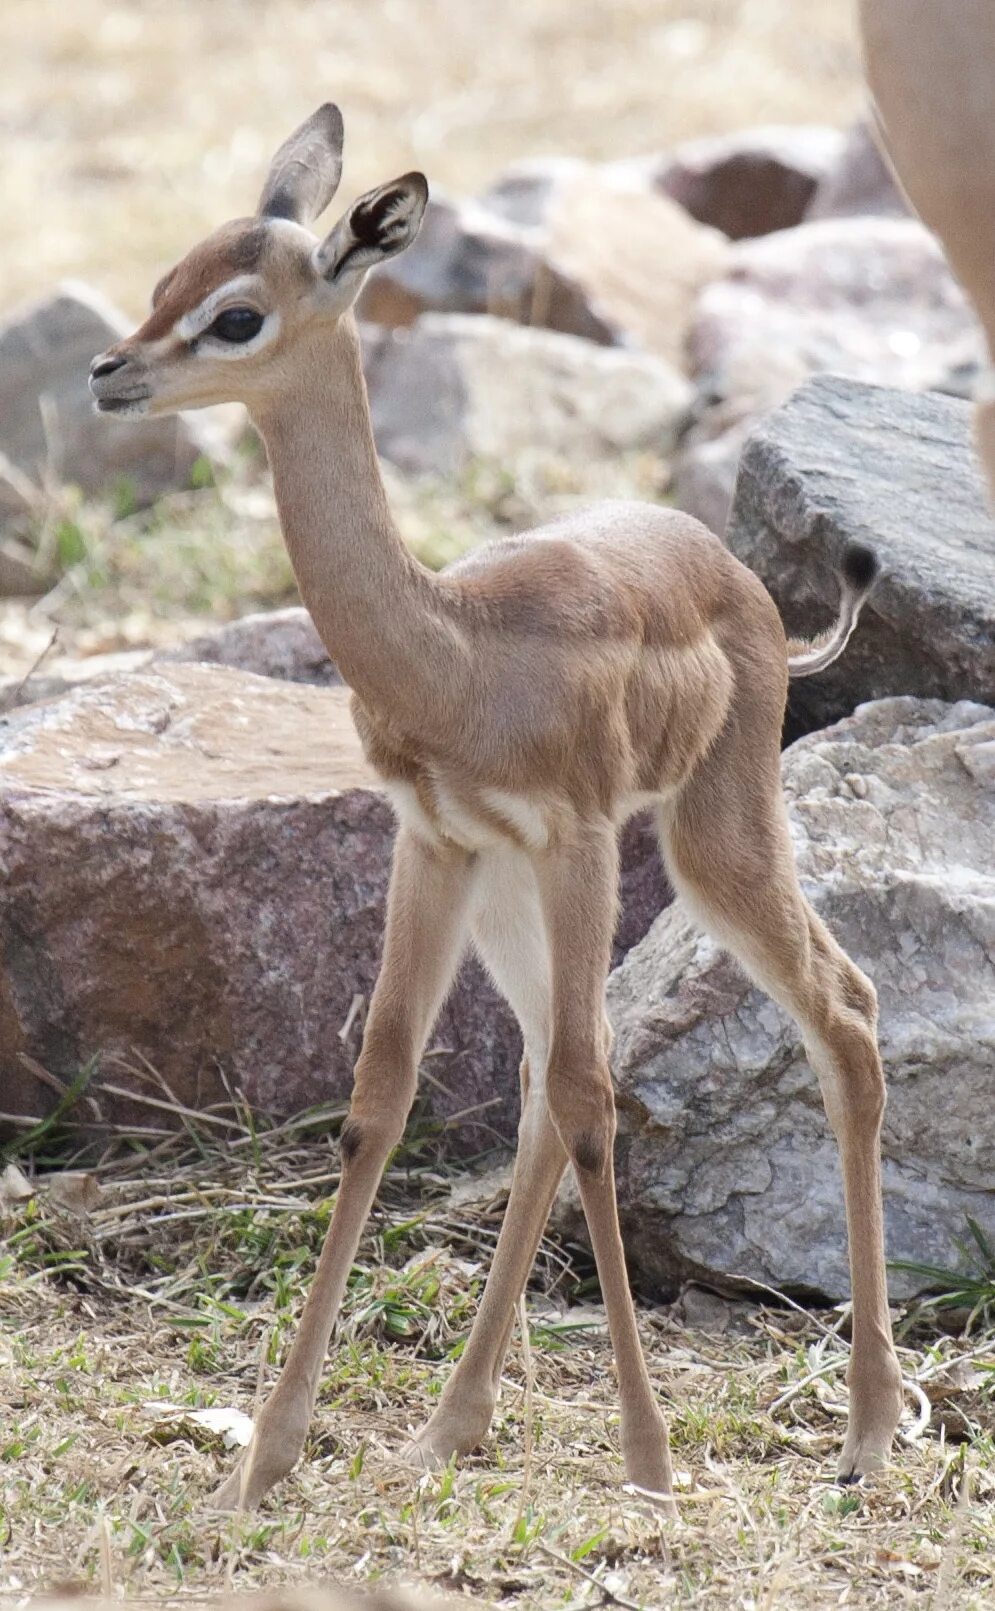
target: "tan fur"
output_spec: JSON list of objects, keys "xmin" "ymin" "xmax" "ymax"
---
[
  {"xmin": 859, "ymin": 0, "xmax": 995, "ymax": 499},
  {"xmin": 89, "ymin": 111, "xmax": 902, "ymax": 1514}
]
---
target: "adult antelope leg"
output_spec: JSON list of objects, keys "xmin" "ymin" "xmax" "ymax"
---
[
  {"xmin": 536, "ymin": 821, "xmax": 674, "ymax": 1503},
  {"xmin": 410, "ymin": 848, "xmax": 568, "ymax": 1464},
  {"xmin": 662, "ymin": 725, "xmax": 903, "ymax": 1481},
  {"xmin": 212, "ymin": 828, "xmax": 475, "ymax": 1511}
]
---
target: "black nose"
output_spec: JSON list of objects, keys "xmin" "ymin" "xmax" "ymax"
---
[{"xmin": 90, "ymin": 352, "xmax": 128, "ymax": 379}]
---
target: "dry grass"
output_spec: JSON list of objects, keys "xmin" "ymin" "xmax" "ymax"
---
[
  {"xmin": 2, "ymin": 1108, "xmax": 994, "ymax": 1610},
  {"xmin": 0, "ymin": 447, "xmax": 667, "ymax": 678},
  {"xmin": 0, "ymin": 0, "xmax": 864, "ymax": 319}
]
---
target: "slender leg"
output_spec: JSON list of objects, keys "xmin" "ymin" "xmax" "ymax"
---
[
  {"xmin": 410, "ymin": 847, "xmax": 568, "ymax": 1463},
  {"xmin": 536, "ymin": 820, "xmax": 674, "ymax": 1501},
  {"xmin": 662, "ymin": 728, "xmax": 903, "ymax": 1481},
  {"xmin": 409, "ymin": 1062, "xmax": 567, "ymax": 1463},
  {"xmin": 211, "ymin": 828, "xmax": 475, "ymax": 1511}
]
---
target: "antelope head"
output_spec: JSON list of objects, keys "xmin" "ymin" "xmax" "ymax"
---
[{"xmin": 88, "ymin": 104, "xmax": 427, "ymax": 418}]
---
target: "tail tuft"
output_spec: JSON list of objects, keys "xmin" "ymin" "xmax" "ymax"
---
[
  {"xmin": 786, "ymin": 543, "xmax": 881, "ymax": 680},
  {"xmin": 840, "ymin": 542, "xmax": 880, "ymax": 596}
]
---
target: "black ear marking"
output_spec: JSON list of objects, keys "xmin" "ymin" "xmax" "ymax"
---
[
  {"xmin": 351, "ymin": 189, "xmax": 402, "ymax": 244},
  {"xmin": 315, "ymin": 171, "xmax": 428, "ymax": 284},
  {"xmin": 351, "ymin": 173, "xmax": 428, "ymax": 249}
]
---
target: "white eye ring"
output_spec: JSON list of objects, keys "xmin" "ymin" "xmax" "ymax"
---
[{"xmin": 197, "ymin": 309, "xmax": 280, "ymax": 359}]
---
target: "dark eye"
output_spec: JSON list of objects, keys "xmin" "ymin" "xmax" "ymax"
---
[{"xmin": 208, "ymin": 306, "xmax": 264, "ymax": 343}]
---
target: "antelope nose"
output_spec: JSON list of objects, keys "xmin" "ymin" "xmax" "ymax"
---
[{"xmin": 89, "ymin": 352, "xmax": 127, "ymax": 381}]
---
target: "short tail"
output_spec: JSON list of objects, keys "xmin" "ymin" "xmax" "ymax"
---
[{"xmin": 786, "ymin": 543, "xmax": 880, "ymax": 680}]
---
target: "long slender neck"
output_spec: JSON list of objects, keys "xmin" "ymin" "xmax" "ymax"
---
[{"xmin": 253, "ymin": 315, "xmax": 456, "ymax": 722}]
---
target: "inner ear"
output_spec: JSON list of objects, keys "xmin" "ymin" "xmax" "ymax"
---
[
  {"xmin": 313, "ymin": 172, "xmax": 429, "ymax": 283},
  {"xmin": 257, "ymin": 103, "xmax": 344, "ymax": 225}
]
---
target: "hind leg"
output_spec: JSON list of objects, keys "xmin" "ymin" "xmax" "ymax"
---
[
  {"xmin": 536, "ymin": 819, "xmax": 674, "ymax": 1499},
  {"xmin": 662, "ymin": 744, "xmax": 902, "ymax": 1481},
  {"xmin": 408, "ymin": 848, "xmax": 568, "ymax": 1465}
]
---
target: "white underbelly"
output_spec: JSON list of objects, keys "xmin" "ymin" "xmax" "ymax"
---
[
  {"xmin": 382, "ymin": 779, "xmax": 552, "ymax": 852},
  {"xmin": 383, "ymin": 780, "xmax": 668, "ymax": 850}
]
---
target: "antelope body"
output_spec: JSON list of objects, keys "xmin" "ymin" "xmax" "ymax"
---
[
  {"xmin": 89, "ymin": 105, "xmax": 902, "ymax": 1512},
  {"xmin": 859, "ymin": 0, "xmax": 995, "ymax": 500}
]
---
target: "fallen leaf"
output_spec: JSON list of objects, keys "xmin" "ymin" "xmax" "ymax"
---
[
  {"xmin": 0, "ymin": 1162, "xmax": 34, "ymax": 1206},
  {"xmin": 45, "ymin": 1171, "xmax": 101, "ymax": 1214},
  {"xmin": 142, "ymin": 1401, "xmax": 254, "ymax": 1451}
]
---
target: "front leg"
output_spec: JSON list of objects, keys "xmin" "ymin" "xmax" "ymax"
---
[{"xmin": 211, "ymin": 828, "xmax": 474, "ymax": 1511}]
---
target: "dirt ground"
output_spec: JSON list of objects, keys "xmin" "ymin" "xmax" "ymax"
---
[
  {"xmin": 1, "ymin": 1116, "xmax": 994, "ymax": 1610},
  {"xmin": 0, "ymin": 0, "xmax": 863, "ymax": 319}
]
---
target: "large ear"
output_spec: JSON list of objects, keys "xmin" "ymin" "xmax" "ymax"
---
[
  {"xmin": 313, "ymin": 172, "xmax": 429, "ymax": 286},
  {"xmin": 257, "ymin": 103, "xmax": 344, "ymax": 225}
]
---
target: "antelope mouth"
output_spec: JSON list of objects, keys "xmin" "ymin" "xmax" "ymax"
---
[{"xmin": 93, "ymin": 392, "xmax": 152, "ymax": 416}]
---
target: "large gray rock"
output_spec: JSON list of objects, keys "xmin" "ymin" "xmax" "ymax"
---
[
  {"xmin": 362, "ymin": 176, "xmax": 728, "ymax": 372},
  {"xmin": 0, "ymin": 283, "xmax": 214, "ymax": 506},
  {"xmin": 676, "ymin": 216, "xmax": 985, "ymax": 533},
  {"xmin": 363, "ymin": 314, "xmax": 692, "ymax": 477},
  {"xmin": 727, "ymin": 374, "xmax": 995, "ymax": 730},
  {"xmin": 0, "ymin": 664, "xmax": 667, "ymax": 1148},
  {"xmin": 655, "ymin": 124, "xmax": 845, "ymax": 239},
  {"xmin": 163, "ymin": 607, "xmax": 338, "ymax": 686},
  {"xmin": 688, "ymin": 218, "xmax": 975, "ymax": 402},
  {"xmin": 606, "ymin": 697, "xmax": 995, "ymax": 1302}
]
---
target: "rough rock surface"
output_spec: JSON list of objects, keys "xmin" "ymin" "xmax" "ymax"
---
[
  {"xmin": 0, "ymin": 283, "xmax": 213, "ymax": 505},
  {"xmin": 676, "ymin": 216, "xmax": 984, "ymax": 533},
  {"xmin": 363, "ymin": 314, "xmax": 692, "ymax": 476},
  {"xmin": 655, "ymin": 125, "xmax": 845, "ymax": 239},
  {"xmin": 727, "ymin": 375, "xmax": 995, "ymax": 730},
  {"xmin": 0, "ymin": 664, "xmax": 668, "ymax": 1146},
  {"xmin": 806, "ymin": 120, "xmax": 910, "ymax": 221},
  {"xmin": 604, "ymin": 697, "xmax": 995, "ymax": 1301},
  {"xmin": 362, "ymin": 176, "xmax": 728, "ymax": 371}
]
